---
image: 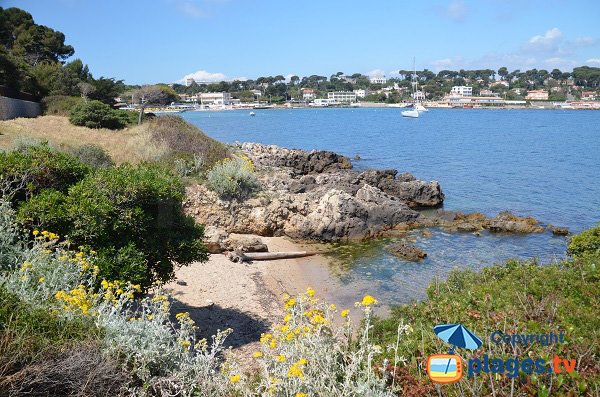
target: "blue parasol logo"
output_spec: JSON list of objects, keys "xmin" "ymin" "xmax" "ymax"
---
[{"xmin": 434, "ymin": 323, "xmax": 482, "ymax": 354}]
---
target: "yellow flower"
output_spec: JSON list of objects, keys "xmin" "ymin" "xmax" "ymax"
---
[
  {"xmin": 260, "ymin": 333, "xmax": 273, "ymax": 344},
  {"xmin": 20, "ymin": 262, "xmax": 32, "ymax": 271},
  {"xmin": 341, "ymin": 309, "xmax": 350, "ymax": 318},
  {"xmin": 146, "ymin": 314, "xmax": 154, "ymax": 321},
  {"xmin": 361, "ymin": 295, "xmax": 378, "ymax": 306},
  {"xmin": 38, "ymin": 277, "xmax": 45, "ymax": 283},
  {"xmin": 329, "ymin": 303, "xmax": 337, "ymax": 311},
  {"xmin": 175, "ymin": 312, "xmax": 189, "ymax": 319},
  {"xmin": 229, "ymin": 374, "xmax": 241, "ymax": 383},
  {"xmin": 296, "ymin": 393, "xmax": 309, "ymax": 397},
  {"xmin": 281, "ymin": 325, "xmax": 289, "ymax": 333},
  {"xmin": 287, "ymin": 365, "xmax": 304, "ymax": 378},
  {"xmin": 269, "ymin": 339, "xmax": 277, "ymax": 349},
  {"xmin": 283, "ymin": 313, "xmax": 292, "ymax": 323},
  {"xmin": 252, "ymin": 351, "xmax": 263, "ymax": 358},
  {"xmin": 306, "ymin": 287, "xmax": 315, "ymax": 297},
  {"xmin": 33, "ymin": 230, "xmax": 39, "ymax": 236},
  {"xmin": 311, "ymin": 314, "xmax": 325, "ymax": 324},
  {"xmin": 178, "ymin": 339, "xmax": 191, "ymax": 348},
  {"xmin": 285, "ymin": 298, "xmax": 297, "ymax": 310},
  {"xmin": 276, "ymin": 354, "xmax": 286, "ymax": 362}
]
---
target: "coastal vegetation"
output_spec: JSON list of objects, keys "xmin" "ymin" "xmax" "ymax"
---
[{"xmin": 371, "ymin": 233, "xmax": 600, "ymax": 396}]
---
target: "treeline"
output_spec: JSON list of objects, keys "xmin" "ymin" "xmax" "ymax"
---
[
  {"xmin": 0, "ymin": 7, "xmax": 129, "ymax": 104},
  {"xmin": 173, "ymin": 66, "xmax": 600, "ymax": 102}
]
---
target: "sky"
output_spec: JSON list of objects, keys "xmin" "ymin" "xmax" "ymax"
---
[{"xmin": 5, "ymin": 0, "xmax": 600, "ymax": 85}]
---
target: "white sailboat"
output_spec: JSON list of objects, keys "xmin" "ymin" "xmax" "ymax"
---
[{"xmin": 402, "ymin": 58, "xmax": 420, "ymax": 118}]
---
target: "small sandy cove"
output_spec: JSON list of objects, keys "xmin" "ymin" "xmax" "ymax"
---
[{"xmin": 163, "ymin": 236, "xmax": 345, "ymax": 360}]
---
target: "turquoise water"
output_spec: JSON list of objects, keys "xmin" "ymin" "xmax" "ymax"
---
[{"xmin": 181, "ymin": 108, "xmax": 600, "ymax": 304}]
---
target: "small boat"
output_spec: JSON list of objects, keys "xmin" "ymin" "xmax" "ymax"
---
[
  {"xmin": 415, "ymin": 103, "xmax": 428, "ymax": 112},
  {"xmin": 401, "ymin": 109, "xmax": 419, "ymax": 118},
  {"xmin": 402, "ymin": 58, "xmax": 420, "ymax": 118},
  {"xmin": 249, "ymin": 111, "xmax": 256, "ymax": 116}
]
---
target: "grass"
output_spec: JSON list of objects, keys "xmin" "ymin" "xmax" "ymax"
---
[
  {"xmin": 0, "ymin": 286, "xmax": 101, "ymax": 376},
  {"xmin": 0, "ymin": 115, "xmax": 228, "ymax": 166}
]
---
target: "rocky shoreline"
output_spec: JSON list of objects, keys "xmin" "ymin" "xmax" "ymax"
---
[{"xmin": 184, "ymin": 143, "xmax": 566, "ymax": 255}]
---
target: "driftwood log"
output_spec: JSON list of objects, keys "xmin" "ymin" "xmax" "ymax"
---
[{"xmin": 225, "ymin": 249, "xmax": 319, "ymax": 263}]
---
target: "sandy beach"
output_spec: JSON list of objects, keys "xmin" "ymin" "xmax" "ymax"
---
[{"xmin": 164, "ymin": 236, "xmax": 348, "ymax": 361}]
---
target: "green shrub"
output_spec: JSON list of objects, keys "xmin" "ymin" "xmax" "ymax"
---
[
  {"xmin": 18, "ymin": 164, "xmax": 208, "ymax": 290},
  {"xmin": 0, "ymin": 145, "xmax": 89, "ymax": 203},
  {"xmin": 71, "ymin": 144, "xmax": 114, "ymax": 168},
  {"xmin": 69, "ymin": 100, "xmax": 128, "ymax": 130},
  {"xmin": 146, "ymin": 116, "xmax": 229, "ymax": 167},
  {"xmin": 11, "ymin": 135, "xmax": 45, "ymax": 151},
  {"xmin": 42, "ymin": 95, "xmax": 85, "ymax": 116},
  {"xmin": 206, "ymin": 157, "xmax": 260, "ymax": 199},
  {"xmin": 568, "ymin": 224, "xmax": 600, "ymax": 257}
]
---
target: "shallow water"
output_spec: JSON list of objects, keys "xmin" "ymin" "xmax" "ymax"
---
[{"xmin": 182, "ymin": 108, "xmax": 600, "ymax": 305}]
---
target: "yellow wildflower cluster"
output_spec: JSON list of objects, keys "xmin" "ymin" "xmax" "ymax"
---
[
  {"xmin": 358, "ymin": 294, "xmax": 378, "ymax": 307},
  {"xmin": 33, "ymin": 230, "xmax": 59, "ymax": 240},
  {"xmin": 236, "ymin": 154, "xmax": 255, "ymax": 172},
  {"xmin": 55, "ymin": 285, "xmax": 95, "ymax": 316},
  {"xmin": 175, "ymin": 311, "xmax": 195, "ymax": 326},
  {"xmin": 287, "ymin": 358, "xmax": 307, "ymax": 378},
  {"xmin": 100, "ymin": 279, "xmax": 140, "ymax": 305}
]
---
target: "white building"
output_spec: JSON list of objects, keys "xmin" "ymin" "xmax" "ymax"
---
[
  {"xmin": 525, "ymin": 90, "xmax": 549, "ymax": 100},
  {"xmin": 450, "ymin": 86, "xmax": 473, "ymax": 96},
  {"xmin": 199, "ymin": 92, "xmax": 231, "ymax": 105},
  {"xmin": 370, "ymin": 76, "xmax": 387, "ymax": 84},
  {"xmin": 328, "ymin": 91, "xmax": 357, "ymax": 103},
  {"xmin": 302, "ymin": 89, "xmax": 316, "ymax": 100},
  {"xmin": 251, "ymin": 89, "xmax": 262, "ymax": 98},
  {"xmin": 413, "ymin": 90, "xmax": 426, "ymax": 101},
  {"xmin": 353, "ymin": 89, "xmax": 369, "ymax": 98}
]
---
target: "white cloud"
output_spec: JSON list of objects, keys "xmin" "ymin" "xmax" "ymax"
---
[
  {"xmin": 585, "ymin": 58, "xmax": 600, "ymax": 65},
  {"xmin": 438, "ymin": 0, "xmax": 468, "ymax": 22},
  {"xmin": 177, "ymin": 1, "xmax": 207, "ymax": 18},
  {"xmin": 543, "ymin": 57, "xmax": 577, "ymax": 70},
  {"xmin": 181, "ymin": 70, "xmax": 227, "ymax": 83},
  {"xmin": 366, "ymin": 69, "xmax": 386, "ymax": 78},
  {"xmin": 524, "ymin": 28, "xmax": 563, "ymax": 53},
  {"xmin": 572, "ymin": 37, "xmax": 598, "ymax": 47}
]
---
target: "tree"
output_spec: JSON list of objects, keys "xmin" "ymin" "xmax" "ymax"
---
[
  {"xmin": 497, "ymin": 67, "xmax": 509, "ymax": 81},
  {"xmin": 132, "ymin": 85, "xmax": 173, "ymax": 124},
  {"xmin": 77, "ymin": 81, "xmax": 95, "ymax": 101},
  {"xmin": 0, "ymin": 7, "xmax": 74, "ymax": 66},
  {"xmin": 89, "ymin": 77, "xmax": 124, "ymax": 105}
]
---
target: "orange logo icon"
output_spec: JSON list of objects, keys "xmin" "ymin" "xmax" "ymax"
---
[{"xmin": 427, "ymin": 354, "xmax": 463, "ymax": 384}]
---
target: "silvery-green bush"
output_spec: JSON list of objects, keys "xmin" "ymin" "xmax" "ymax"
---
[{"xmin": 206, "ymin": 156, "xmax": 259, "ymax": 199}]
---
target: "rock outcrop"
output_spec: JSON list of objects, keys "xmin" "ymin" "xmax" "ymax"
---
[
  {"xmin": 184, "ymin": 143, "xmax": 443, "ymax": 242},
  {"xmin": 416, "ymin": 210, "xmax": 547, "ymax": 234},
  {"xmin": 385, "ymin": 241, "xmax": 428, "ymax": 261}
]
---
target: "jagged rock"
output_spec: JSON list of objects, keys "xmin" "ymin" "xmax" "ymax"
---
[
  {"xmin": 185, "ymin": 143, "xmax": 446, "ymax": 242},
  {"xmin": 421, "ymin": 229, "xmax": 433, "ymax": 238},
  {"xmin": 356, "ymin": 169, "xmax": 444, "ymax": 207},
  {"xmin": 223, "ymin": 234, "xmax": 269, "ymax": 252},
  {"xmin": 203, "ymin": 226, "xmax": 229, "ymax": 253},
  {"xmin": 548, "ymin": 225, "xmax": 569, "ymax": 236},
  {"xmin": 239, "ymin": 142, "xmax": 352, "ymax": 174},
  {"xmin": 488, "ymin": 212, "xmax": 545, "ymax": 233},
  {"xmin": 386, "ymin": 241, "xmax": 427, "ymax": 261}
]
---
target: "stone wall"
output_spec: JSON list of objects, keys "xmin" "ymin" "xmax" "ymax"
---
[{"xmin": 0, "ymin": 96, "xmax": 42, "ymax": 120}]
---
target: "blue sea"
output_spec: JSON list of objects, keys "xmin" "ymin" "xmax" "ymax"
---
[{"xmin": 181, "ymin": 108, "xmax": 600, "ymax": 305}]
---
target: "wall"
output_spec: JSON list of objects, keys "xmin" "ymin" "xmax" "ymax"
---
[{"xmin": 0, "ymin": 96, "xmax": 42, "ymax": 120}]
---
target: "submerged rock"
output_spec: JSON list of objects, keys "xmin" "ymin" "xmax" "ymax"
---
[
  {"xmin": 548, "ymin": 225, "xmax": 569, "ymax": 236},
  {"xmin": 386, "ymin": 241, "xmax": 427, "ymax": 261}
]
